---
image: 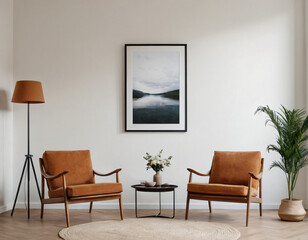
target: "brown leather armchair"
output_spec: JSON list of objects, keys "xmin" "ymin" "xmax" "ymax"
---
[
  {"xmin": 185, "ymin": 151, "xmax": 264, "ymax": 227},
  {"xmin": 39, "ymin": 150, "xmax": 123, "ymax": 227}
]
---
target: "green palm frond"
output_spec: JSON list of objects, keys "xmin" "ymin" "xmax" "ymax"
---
[
  {"xmin": 266, "ymin": 144, "xmax": 280, "ymax": 153},
  {"xmin": 300, "ymin": 149, "xmax": 308, "ymax": 158},
  {"xmin": 256, "ymin": 105, "xmax": 308, "ymax": 200},
  {"xmin": 255, "ymin": 106, "xmax": 282, "ymax": 134},
  {"xmin": 301, "ymin": 116, "xmax": 308, "ymax": 133},
  {"xmin": 269, "ymin": 160, "xmax": 287, "ymax": 172}
]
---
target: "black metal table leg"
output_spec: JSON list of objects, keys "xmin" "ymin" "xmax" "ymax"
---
[
  {"xmin": 157, "ymin": 192, "xmax": 161, "ymax": 216},
  {"xmin": 135, "ymin": 189, "xmax": 138, "ymax": 218},
  {"xmin": 134, "ymin": 189, "xmax": 176, "ymax": 218},
  {"xmin": 172, "ymin": 189, "xmax": 175, "ymax": 218}
]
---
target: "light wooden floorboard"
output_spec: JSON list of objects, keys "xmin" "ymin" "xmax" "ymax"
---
[{"xmin": 0, "ymin": 209, "xmax": 307, "ymax": 239}]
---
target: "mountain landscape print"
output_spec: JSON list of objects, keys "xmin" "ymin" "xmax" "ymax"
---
[{"xmin": 132, "ymin": 51, "xmax": 180, "ymax": 124}]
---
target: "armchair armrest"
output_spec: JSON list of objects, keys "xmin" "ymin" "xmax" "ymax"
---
[
  {"xmin": 41, "ymin": 171, "xmax": 68, "ymax": 180},
  {"xmin": 93, "ymin": 168, "xmax": 122, "ymax": 177},
  {"xmin": 187, "ymin": 168, "xmax": 210, "ymax": 177},
  {"xmin": 187, "ymin": 168, "xmax": 210, "ymax": 183},
  {"xmin": 248, "ymin": 158, "xmax": 264, "ymax": 198},
  {"xmin": 93, "ymin": 168, "xmax": 122, "ymax": 183},
  {"xmin": 248, "ymin": 172, "xmax": 263, "ymax": 180},
  {"xmin": 247, "ymin": 171, "xmax": 263, "ymax": 198}
]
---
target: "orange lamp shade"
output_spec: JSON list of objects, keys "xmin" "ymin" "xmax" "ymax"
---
[{"xmin": 11, "ymin": 80, "xmax": 45, "ymax": 104}]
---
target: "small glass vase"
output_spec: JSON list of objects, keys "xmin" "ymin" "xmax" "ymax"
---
[{"xmin": 153, "ymin": 171, "xmax": 162, "ymax": 186}]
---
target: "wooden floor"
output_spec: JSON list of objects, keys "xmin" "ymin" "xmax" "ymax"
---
[{"xmin": 0, "ymin": 208, "xmax": 307, "ymax": 239}]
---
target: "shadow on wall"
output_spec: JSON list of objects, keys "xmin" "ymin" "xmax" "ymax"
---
[{"xmin": 0, "ymin": 89, "xmax": 9, "ymax": 111}]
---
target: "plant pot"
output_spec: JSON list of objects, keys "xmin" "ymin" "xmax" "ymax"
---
[
  {"xmin": 278, "ymin": 198, "xmax": 306, "ymax": 221},
  {"xmin": 153, "ymin": 171, "xmax": 162, "ymax": 186}
]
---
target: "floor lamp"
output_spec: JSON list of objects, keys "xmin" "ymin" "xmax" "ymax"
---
[{"xmin": 11, "ymin": 80, "xmax": 45, "ymax": 218}]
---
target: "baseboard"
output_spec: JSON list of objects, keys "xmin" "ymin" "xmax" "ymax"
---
[
  {"xmin": 13, "ymin": 202, "xmax": 280, "ymax": 210},
  {"xmin": 0, "ymin": 204, "xmax": 10, "ymax": 214}
]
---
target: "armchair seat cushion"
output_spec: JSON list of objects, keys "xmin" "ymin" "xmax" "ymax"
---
[
  {"xmin": 49, "ymin": 182, "xmax": 123, "ymax": 198},
  {"xmin": 188, "ymin": 183, "xmax": 258, "ymax": 197}
]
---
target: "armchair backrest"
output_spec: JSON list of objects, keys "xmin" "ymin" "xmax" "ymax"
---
[
  {"xmin": 42, "ymin": 150, "xmax": 95, "ymax": 190},
  {"xmin": 209, "ymin": 151, "xmax": 262, "ymax": 189}
]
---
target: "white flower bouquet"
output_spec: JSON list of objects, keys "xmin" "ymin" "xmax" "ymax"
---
[{"xmin": 144, "ymin": 149, "xmax": 172, "ymax": 172}]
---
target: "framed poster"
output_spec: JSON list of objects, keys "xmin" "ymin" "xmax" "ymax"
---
[{"xmin": 125, "ymin": 44, "xmax": 187, "ymax": 132}]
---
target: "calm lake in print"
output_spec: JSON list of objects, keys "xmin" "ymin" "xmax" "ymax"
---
[{"xmin": 133, "ymin": 95, "xmax": 179, "ymax": 124}]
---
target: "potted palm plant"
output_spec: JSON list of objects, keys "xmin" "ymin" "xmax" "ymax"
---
[{"xmin": 256, "ymin": 105, "xmax": 308, "ymax": 221}]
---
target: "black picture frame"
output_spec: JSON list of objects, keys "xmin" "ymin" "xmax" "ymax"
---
[{"xmin": 125, "ymin": 44, "xmax": 187, "ymax": 132}]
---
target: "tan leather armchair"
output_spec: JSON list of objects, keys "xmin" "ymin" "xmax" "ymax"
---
[
  {"xmin": 185, "ymin": 151, "xmax": 264, "ymax": 227},
  {"xmin": 39, "ymin": 150, "xmax": 123, "ymax": 227}
]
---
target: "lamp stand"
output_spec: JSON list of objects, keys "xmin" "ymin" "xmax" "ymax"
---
[{"xmin": 11, "ymin": 102, "xmax": 42, "ymax": 218}]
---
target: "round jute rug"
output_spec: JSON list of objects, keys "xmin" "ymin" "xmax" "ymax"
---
[{"xmin": 59, "ymin": 218, "xmax": 241, "ymax": 240}]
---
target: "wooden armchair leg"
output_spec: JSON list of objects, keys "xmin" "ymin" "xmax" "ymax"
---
[
  {"xmin": 89, "ymin": 202, "xmax": 93, "ymax": 213},
  {"xmin": 246, "ymin": 200, "xmax": 250, "ymax": 227},
  {"xmin": 119, "ymin": 196, "xmax": 124, "ymax": 220},
  {"xmin": 40, "ymin": 175, "xmax": 45, "ymax": 219},
  {"xmin": 259, "ymin": 203, "xmax": 262, "ymax": 216},
  {"xmin": 40, "ymin": 202, "xmax": 44, "ymax": 219},
  {"xmin": 185, "ymin": 193, "xmax": 190, "ymax": 220},
  {"xmin": 208, "ymin": 201, "xmax": 212, "ymax": 213},
  {"xmin": 64, "ymin": 199, "xmax": 70, "ymax": 227}
]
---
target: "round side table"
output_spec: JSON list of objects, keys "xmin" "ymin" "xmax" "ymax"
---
[{"xmin": 131, "ymin": 184, "xmax": 178, "ymax": 218}]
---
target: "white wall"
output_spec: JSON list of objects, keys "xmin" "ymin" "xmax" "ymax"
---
[
  {"xmin": 0, "ymin": 0, "xmax": 13, "ymax": 213},
  {"xmin": 12, "ymin": 0, "xmax": 307, "ymax": 210},
  {"xmin": 293, "ymin": 0, "xmax": 307, "ymax": 206}
]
